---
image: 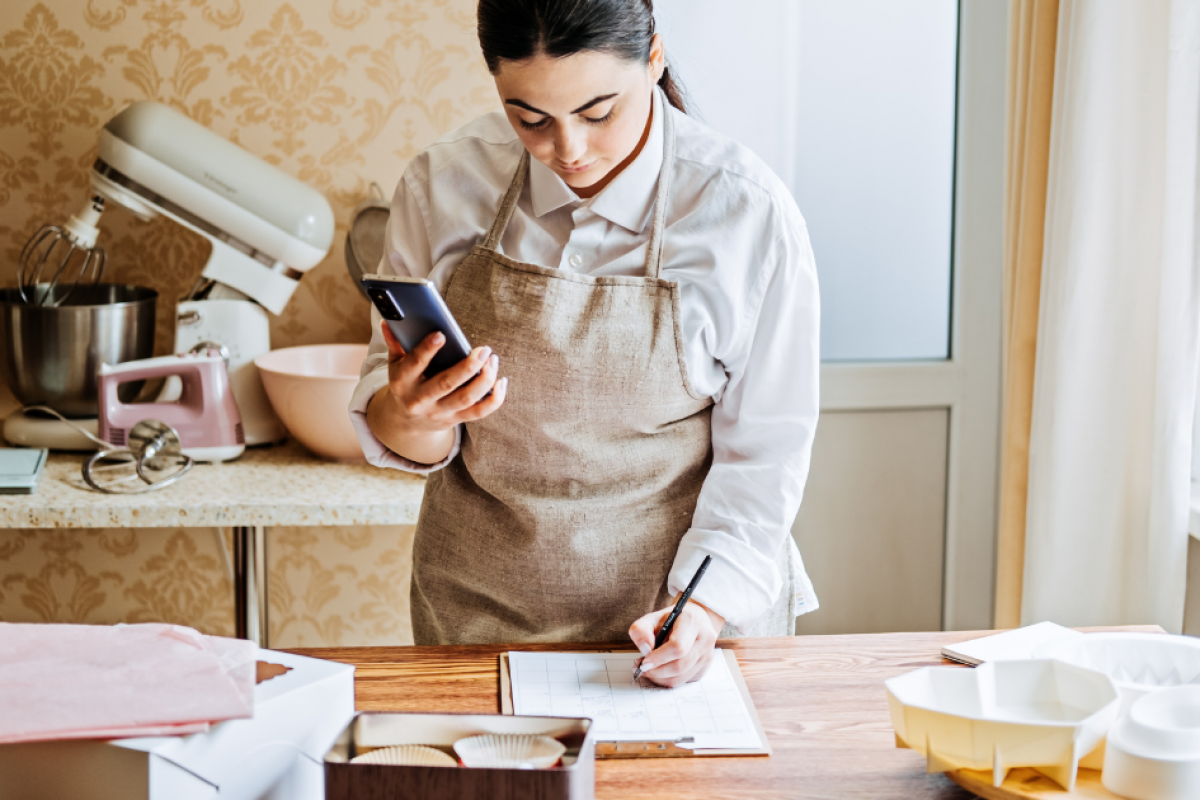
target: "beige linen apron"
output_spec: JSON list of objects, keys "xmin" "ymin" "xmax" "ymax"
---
[{"xmin": 411, "ymin": 106, "xmax": 795, "ymax": 645}]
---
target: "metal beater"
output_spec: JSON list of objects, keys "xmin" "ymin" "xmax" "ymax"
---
[
  {"xmin": 82, "ymin": 419, "xmax": 195, "ymax": 494},
  {"xmin": 18, "ymin": 195, "xmax": 108, "ymax": 307}
]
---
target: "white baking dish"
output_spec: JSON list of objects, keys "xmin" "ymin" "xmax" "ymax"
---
[
  {"xmin": 1103, "ymin": 685, "xmax": 1200, "ymax": 800},
  {"xmin": 886, "ymin": 658, "xmax": 1119, "ymax": 791}
]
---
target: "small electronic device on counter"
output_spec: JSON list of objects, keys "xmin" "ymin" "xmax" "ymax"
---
[{"xmin": 0, "ymin": 448, "xmax": 47, "ymax": 494}]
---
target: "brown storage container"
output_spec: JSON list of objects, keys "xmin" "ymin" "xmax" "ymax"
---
[{"xmin": 324, "ymin": 712, "xmax": 594, "ymax": 800}]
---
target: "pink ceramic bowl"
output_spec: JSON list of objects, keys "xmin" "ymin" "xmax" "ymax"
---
[{"xmin": 254, "ymin": 344, "xmax": 369, "ymax": 462}]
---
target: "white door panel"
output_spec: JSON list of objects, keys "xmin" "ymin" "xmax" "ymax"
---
[{"xmin": 793, "ymin": 410, "xmax": 949, "ymax": 635}]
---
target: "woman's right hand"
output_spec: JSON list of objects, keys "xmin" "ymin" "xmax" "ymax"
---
[{"xmin": 367, "ymin": 320, "xmax": 507, "ymax": 464}]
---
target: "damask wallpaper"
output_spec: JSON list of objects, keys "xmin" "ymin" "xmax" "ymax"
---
[{"xmin": 0, "ymin": 0, "xmax": 497, "ymax": 645}]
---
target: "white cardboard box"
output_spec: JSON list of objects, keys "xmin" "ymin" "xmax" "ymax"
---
[{"xmin": 0, "ymin": 649, "xmax": 354, "ymax": 800}]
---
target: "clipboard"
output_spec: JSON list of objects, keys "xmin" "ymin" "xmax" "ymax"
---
[{"xmin": 499, "ymin": 650, "xmax": 771, "ymax": 758}]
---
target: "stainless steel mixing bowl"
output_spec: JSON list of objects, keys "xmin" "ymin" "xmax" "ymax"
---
[{"xmin": 0, "ymin": 283, "xmax": 157, "ymax": 417}]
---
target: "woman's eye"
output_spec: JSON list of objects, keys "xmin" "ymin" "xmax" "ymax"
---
[
  {"xmin": 519, "ymin": 117, "xmax": 550, "ymax": 131},
  {"xmin": 583, "ymin": 111, "xmax": 613, "ymax": 126}
]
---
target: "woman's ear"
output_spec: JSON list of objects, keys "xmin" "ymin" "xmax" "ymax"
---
[{"xmin": 649, "ymin": 33, "xmax": 666, "ymax": 82}]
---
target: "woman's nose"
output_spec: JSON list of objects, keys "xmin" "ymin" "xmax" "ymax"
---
[{"xmin": 555, "ymin": 125, "xmax": 586, "ymax": 164}]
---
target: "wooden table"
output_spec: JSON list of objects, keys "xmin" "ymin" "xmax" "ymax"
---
[{"xmin": 297, "ymin": 626, "xmax": 1162, "ymax": 799}]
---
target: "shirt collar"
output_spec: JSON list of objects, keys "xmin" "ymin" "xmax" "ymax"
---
[{"xmin": 528, "ymin": 88, "xmax": 666, "ymax": 234}]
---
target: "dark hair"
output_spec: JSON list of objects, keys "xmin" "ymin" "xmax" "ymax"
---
[{"xmin": 476, "ymin": 0, "xmax": 687, "ymax": 113}]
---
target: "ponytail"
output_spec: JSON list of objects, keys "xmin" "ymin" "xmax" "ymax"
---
[{"xmin": 657, "ymin": 65, "xmax": 686, "ymax": 113}]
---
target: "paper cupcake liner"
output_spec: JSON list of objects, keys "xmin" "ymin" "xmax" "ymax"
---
[
  {"xmin": 351, "ymin": 744, "xmax": 457, "ymax": 767},
  {"xmin": 453, "ymin": 734, "xmax": 566, "ymax": 769}
]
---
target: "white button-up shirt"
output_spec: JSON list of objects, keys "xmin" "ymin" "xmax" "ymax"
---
[{"xmin": 349, "ymin": 89, "xmax": 820, "ymax": 632}]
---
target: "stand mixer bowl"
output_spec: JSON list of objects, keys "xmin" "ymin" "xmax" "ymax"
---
[{"xmin": 0, "ymin": 284, "xmax": 156, "ymax": 417}]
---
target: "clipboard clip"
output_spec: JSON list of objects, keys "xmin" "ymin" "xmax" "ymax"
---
[{"xmin": 595, "ymin": 737, "xmax": 696, "ymax": 759}]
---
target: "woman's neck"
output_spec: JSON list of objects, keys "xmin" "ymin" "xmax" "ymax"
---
[{"xmin": 573, "ymin": 96, "xmax": 654, "ymax": 200}]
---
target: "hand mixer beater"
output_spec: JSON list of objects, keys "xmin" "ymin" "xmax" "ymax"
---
[{"xmin": 17, "ymin": 195, "xmax": 108, "ymax": 307}]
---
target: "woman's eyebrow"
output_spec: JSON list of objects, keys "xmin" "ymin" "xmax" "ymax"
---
[
  {"xmin": 570, "ymin": 93, "xmax": 618, "ymax": 113},
  {"xmin": 505, "ymin": 93, "xmax": 619, "ymax": 116}
]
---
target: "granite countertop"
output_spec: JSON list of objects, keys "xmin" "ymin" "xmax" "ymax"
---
[{"xmin": 0, "ymin": 439, "xmax": 426, "ymax": 529}]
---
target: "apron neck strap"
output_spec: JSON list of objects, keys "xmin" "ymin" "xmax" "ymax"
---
[
  {"xmin": 644, "ymin": 92, "xmax": 676, "ymax": 280},
  {"xmin": 483, "ymin": 150, "xmax": 530, "ymax": 251}
]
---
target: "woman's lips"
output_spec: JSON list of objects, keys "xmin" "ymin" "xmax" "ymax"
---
[{"xmin": 557, "ymin": 161, "xmax": 595, "ymax": 174}]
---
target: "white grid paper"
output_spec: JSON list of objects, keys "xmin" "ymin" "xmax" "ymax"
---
[{"xmin": 507, "ymin": 650, "xmax": 762, "ymax": 750}]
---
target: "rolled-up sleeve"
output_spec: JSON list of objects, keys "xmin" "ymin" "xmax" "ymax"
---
[
  {"xmin": 348, "ymin": 162, "xmax": 463, "ymax": 473},
  {"xmin": 668, "ymin": 217, "xmax": 820, "ymax": 632}
]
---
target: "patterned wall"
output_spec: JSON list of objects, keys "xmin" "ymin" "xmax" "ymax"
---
[{"xmin": 0, "ymin": 0, "xmax": 496, "ymax": 645}]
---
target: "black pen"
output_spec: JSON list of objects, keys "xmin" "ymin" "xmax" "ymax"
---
[{"xmin": 632, "ymin": 555, "xmax": 713, "ymax": 683}]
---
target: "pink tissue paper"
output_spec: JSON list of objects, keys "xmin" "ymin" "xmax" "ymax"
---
[{"xmin": 0, "ymin": 622, "xmax": 257, "ymax": 744}]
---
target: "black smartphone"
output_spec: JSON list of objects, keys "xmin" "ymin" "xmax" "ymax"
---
[{"xmin": 362, "ymin": 274, "xmax": 474, "ymax": 378}]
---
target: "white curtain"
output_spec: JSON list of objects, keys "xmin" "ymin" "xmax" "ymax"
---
[{"xmin": 1023, "ymin": 0, "xmax": 1200, "ymax": 632}]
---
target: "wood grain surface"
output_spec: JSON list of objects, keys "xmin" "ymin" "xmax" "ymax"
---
[
  {"xmin": 949, "ymin": 767, "xmax": 1117, "ymax": 800},
  {"xmin": 291, "ymin": 626, "xmax": 1162, "ymax": 800}
]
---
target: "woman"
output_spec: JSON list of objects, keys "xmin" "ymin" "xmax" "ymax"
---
[{"xmin": 350, "ymin": 0, "xmax": 820, "ymax": 688}]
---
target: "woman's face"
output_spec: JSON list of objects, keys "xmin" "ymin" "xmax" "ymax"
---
[{"xmin": 493, "ymin": 36, "xmax": 665, "ymax": 195}]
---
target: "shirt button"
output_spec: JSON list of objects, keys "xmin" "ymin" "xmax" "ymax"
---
[{"xmin": 569, "ymin": 253, "xmax": 584, "ymax": 268}]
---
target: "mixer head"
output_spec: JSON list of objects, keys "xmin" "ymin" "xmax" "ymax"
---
[
  {"xmin": 18, "ymin": 195, "xmax": 108, "ymax": 307},
  {"xmin": 91, "ymin": 101, "xmax": 334, "ymax": 315}
]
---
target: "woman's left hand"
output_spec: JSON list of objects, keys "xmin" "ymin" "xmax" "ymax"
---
[{"xmin": 628, "ymin": 600, "xmax": 725, "ymax": 688}]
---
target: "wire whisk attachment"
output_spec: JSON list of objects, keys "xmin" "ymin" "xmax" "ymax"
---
[{"xmin": 18, "ymin": 195, "xmax": 108, "ymax": 307}]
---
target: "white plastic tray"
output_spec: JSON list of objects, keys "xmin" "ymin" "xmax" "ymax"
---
[
  {"xmin": 1034, "ymin": 633, "xmax": 1200, "ymax": 714},
  {"xmin": 1103, "ymin": 685, "xmax": 1200, "ymax": 800},
  {"xmin": 886, "ymin": 659, "xmax": 1119, "ymax": 791}
]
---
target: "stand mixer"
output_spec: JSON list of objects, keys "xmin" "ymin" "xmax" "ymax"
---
[{"xmin": 7, "ymin": 101, "xmax": 335, "ymax": 448}]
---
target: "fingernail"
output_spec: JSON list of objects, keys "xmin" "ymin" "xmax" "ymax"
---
[
  {"xmin": 637, "ymin": 642, "xmax": 651, "ymax": 656},
  {"xmin": 640, "ymin": 661, "xmax": 655, "ymax": 672},
  {"xmin": 433, "ymin": 332, "xmax": 445, "ymax": 344},
  {"xmin": 480, "ymin": 346, "xmax": 492, "ymax": 360},
  {"xmin": 499, "ymin": 377, "xmax": 509, "ymax": 391},
  {"xmin": 489, "ymin": 354, "xmax": 498, "ymax": 369}
]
